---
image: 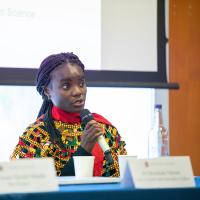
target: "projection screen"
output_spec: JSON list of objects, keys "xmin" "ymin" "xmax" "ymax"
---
[{"xmin": 0, "ymin": 0, "xmax": 167, "ymax": 86}]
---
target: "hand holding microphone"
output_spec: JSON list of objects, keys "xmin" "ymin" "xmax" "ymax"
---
[
  {"xmin": 80, "ymin": 109, "xmax": 114, "ymax": 164},
  {"xmin": 80, "ymin": 120, "xmax": 102, "ymax": 153}
]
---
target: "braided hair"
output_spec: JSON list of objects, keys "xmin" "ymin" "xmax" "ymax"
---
[{"xmin": 36, "ymin": 52, "xmax": 85, "ymax": 148}]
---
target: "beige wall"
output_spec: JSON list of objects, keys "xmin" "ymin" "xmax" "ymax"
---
[{"xmin": 169, "ymin": 0, "xmax": 200, "ymax": 175}]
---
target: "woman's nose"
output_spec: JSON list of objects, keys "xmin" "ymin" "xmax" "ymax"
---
[{"xmin": 71, "ymin": 85, "xmax": 82, "ymax": 96}]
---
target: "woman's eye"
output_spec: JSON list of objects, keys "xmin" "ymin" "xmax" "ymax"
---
[
  {"xmin": 63, "ymin": 83, "xmax": 69, "ymax": 89},
  {"xmin": 80, "ymin": 80, "xmax": 85, "ymax": 87}
]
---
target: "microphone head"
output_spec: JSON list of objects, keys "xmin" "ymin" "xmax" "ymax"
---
[{"xmin": 80, "ymin": 109, "xmax": 94, "ymax": 125}]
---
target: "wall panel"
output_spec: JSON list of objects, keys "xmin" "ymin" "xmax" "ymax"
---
[{"xmin": 169, "ymin": 0, "xmax": 200, "ymax": 175}]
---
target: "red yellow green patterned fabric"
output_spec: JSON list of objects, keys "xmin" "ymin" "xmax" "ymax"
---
[{"xmin": 10, "ymin": 116, "xmax": 127, "ymax": 177}]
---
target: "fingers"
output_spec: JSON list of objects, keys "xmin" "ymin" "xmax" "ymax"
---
[
  {"xmin": 85, "ymin": 120, "xmax": 102, "ymax": 135},
  {"xmin": 80, "ymin": 120, "xmax": 103, "ymax": 152},
  {"xmin": 85, "ymin": 120, "xmax": 100, "ymax": 130},
  {"xmin": 84, "ymin": 132, "xmax": 102, "ymax": 143},
  {"xmin": 84, "ymin": 121, "xmax": 102, "ymax": 141}
]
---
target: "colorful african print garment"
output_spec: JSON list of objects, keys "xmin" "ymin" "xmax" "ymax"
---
[{"xmin": 10, "ymin": 117, "xmax": 127, "ymax": 177}]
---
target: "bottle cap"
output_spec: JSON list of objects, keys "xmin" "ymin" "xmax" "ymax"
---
[{"xmin": 155, "ymin": 104, "xmax": 162, "ymax": 109}]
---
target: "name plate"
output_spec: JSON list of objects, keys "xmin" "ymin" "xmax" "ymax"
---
[
  {"xmin": 122, "ymin": 156, "xmax": 195, "ymax": 188},
  {"xmin": 0, "ymin": 158, "xmax": 58, "ymax": 194}
]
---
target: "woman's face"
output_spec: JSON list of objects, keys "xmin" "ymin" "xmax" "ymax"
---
[{"xmin": 46, "ymin": 63, "xmax": 87, "ymax": 113}]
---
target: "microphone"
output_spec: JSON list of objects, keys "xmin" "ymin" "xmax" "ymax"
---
[{"xmin": 80, "ymin": 109, "xmax": 114, "ymax": 164}]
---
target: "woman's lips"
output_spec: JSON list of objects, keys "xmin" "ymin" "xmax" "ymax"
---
[{"xmin": 72, "ymin": 99, "xmax": 85, "ymax": 107}]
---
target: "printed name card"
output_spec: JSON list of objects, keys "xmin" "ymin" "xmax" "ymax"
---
[
  {"xmin": 0, "ymin": 158, "xmax": 58, "ymax": 194},
  {"xmin": 122, "ymin": 156, "xmax": 195, "ymax": 188}
]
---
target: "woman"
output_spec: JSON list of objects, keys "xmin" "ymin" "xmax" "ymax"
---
[{"xmin": 11, "ymin": 52, "xmax": 127, "ymax": 176}]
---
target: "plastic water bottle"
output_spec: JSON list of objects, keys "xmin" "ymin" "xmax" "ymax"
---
[{"xmin": 148, "ymin": 104, "xmax": 169, "ymax": 158}]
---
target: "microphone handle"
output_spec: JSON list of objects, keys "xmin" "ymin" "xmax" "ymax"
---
[
  {"xmin": 97, "ymin": 135, "xmax": 114, "ymax": 164},
  {"xmin": 97, "ymin": 135, "xmax": 110, "ymax": 152}
]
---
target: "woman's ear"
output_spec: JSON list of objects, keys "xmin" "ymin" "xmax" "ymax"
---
[{"xmin": 44, "ymin": 86, "xmax": 51, "ymax": 100}]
